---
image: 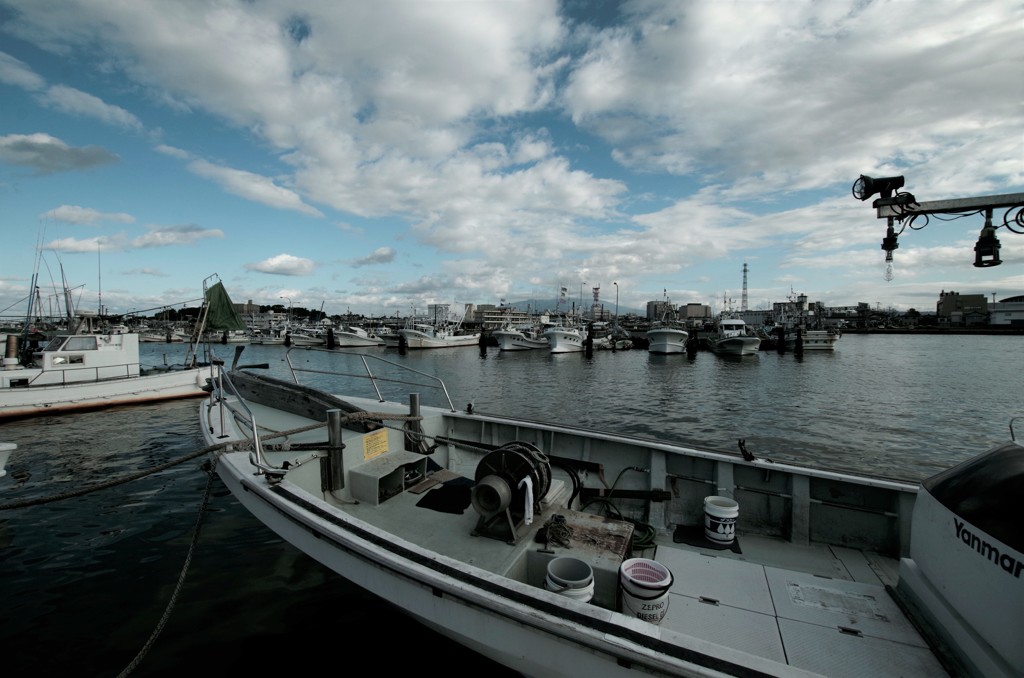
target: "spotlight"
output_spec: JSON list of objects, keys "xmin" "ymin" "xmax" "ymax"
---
[
  {"xmin": 880, "ymin": 218, "xmax": 899, "ymax": 281},
  {"xmin": 852, "ymin": 175, "xmax": 905, "ymax": 201},
  {"xmin": 974, "ymin": 210, "xmax": 1001, "ymax": 267}
]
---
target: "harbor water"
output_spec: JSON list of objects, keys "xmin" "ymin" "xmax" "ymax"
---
[{"xmin": 1, "ymin": 333, "xmax": 1021, "ymax": 676}]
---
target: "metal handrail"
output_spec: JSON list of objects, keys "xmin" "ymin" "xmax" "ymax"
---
[
  {"xmin": 19, "ymin": 362, "xmax": 142, "ymax": 387},
  {"xmin": 282, "ymin": 347, "xmax": 457, "ymax": 412},
  {"xmin": 209, "ymin": 362, "xmax": 270, "ymax": 471}
]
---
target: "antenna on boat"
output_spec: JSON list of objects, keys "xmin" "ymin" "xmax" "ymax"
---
[{"xmin": 97, "ymin": 241, "xmax": 102, "ymax": 319}]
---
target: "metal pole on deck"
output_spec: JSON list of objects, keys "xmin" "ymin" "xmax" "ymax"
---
[
  {"xmin": 322, "ymin": 408, "xmax": 345, "ymax": 492},
  {"xmin": 407, "ymin": 393, "xmax": 426, "ymax": 453}
]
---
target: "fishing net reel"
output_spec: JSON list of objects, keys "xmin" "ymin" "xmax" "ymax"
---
[{"xmin": 471, "ymin": 441, "xmax": 551, "ymax": 544}]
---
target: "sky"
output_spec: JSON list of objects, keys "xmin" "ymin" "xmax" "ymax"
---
[{"xmin": 0, "ymin": 0, "xmax": 1021, "ymax": 322}]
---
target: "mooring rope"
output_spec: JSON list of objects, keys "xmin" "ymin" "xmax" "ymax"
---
[
  {"xmin": 0, "ymin": 440, "xmax": 232, "ymax": 511},
  {"xmin": 0, "ymin": 406, "xmax": 426, "ymax": 677},
  {"xmin": 115, "ymin": 457, "xmax": 219, "ymax": 678},
  {"xmin": 0, "ymin": 411, "xmax": 420, "ymax": 511}
]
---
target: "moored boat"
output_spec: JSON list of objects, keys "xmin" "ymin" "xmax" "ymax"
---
[
  {"xmin": 398, "ymin": 323, "xmax": 481, "ymax": 349},
  {"xmin": 286, "ymin": 330, "xmax": 327, "ymax": 347},
  {"xmin": 705, "ymin": 317, "xmax": 761, "ymax": 356},
  {"xmin": 785, "ymin": 328, "xmax": 841, "ymax": 351},
  {"xmin": 493, "ymin": 322, "xmax": 551, "ymax": 351},
  {"xmin": 330, "ymin": 326, "xmax": 386, "ymax": 348},
  {"xmin": 0, "ymin": 276, "xmax": 243, "ymax": 421},
  {"xmin": 199, "ymin": 347, "xmax": 1022, "ymax": 677},
  {"xmin": 646, "ymin": 323, "xmax": 689, "ymax": 354},
  {"xmin": 544, "ymin": 323, "xmax": 587, "ymax": 353}
]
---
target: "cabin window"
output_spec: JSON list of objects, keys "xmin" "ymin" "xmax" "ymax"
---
[
  {"xmin": 64, "ymin": 337, "xmax": 97, "ymax": 351},
  {"xmin": 50, "ymin": 354, "xmax": 85, "ymax": 365}
]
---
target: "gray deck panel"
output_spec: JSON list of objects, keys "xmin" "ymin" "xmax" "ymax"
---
[
  {"xmin": 660, "ymin": 595, "xmax": 788, "ymax": 664},
  {"xmin": 764, "ymin": 566, "xmax": 928, "ymax": 647},
  {"xmin": 778, "ymin": 618, "xmax": 948, "ymax": 677},
  {"xmin": 830, "ymin": 544, "xmax": 885, "ymax": 585},
  {"xmin": 655, "ymin": 548, "xmax": 776, "ymax": 615}
]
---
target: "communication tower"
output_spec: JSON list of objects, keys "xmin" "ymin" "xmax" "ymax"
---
[{"xmin": 741, "ymin": 263, "xmax": 749, "ymax": 312}]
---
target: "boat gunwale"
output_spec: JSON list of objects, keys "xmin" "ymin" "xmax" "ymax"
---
[{"xmin": 453, "ymin": 407, "xmax": 920, "ymax": 493}]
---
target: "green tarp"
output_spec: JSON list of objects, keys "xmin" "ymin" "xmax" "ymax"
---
[{"xmin": 205, "ymin": 281, "xmax": 247, "ymax": 331}]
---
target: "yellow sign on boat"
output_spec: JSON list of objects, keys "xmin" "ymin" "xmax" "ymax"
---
[{"xmin": 362, "ymin": 428, "xmax": 389, "ymax": 461}]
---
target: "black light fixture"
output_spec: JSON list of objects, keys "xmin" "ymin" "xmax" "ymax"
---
[
  {"xmin": 854, "ymin": 174, "xmax": 1021, "ymax": 278},
  {"xmin": 974, "ymin": 209, "xmax": 1002, "ymax": 267},
  {"xmin": 880, "ymin": 217, "xmax": 899, "ymax": 281},
  {"xmin": 852, "ymin": 174, "xmax": 905, "ymax": 202}
]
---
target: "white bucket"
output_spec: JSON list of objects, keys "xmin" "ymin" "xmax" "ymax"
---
[
  {"xmin": 544, "ymin": 556, "xmax": 595, "ymax": 603},
  {"xmin": 704, "ymin": 495, "xmax": 739, "ymax": 544},
  {"xmin": 618, "ymin": 558, "xmax": 673, "ymax": 624}
]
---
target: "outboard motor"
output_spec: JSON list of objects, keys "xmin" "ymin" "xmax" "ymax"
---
[
  {"xmin": 471, "ymin": 441, "xmax": 551, "ymax": 544},
  {"xmin": 896, "ymin": 441, "xmax": 1023, "ymax": 677}
]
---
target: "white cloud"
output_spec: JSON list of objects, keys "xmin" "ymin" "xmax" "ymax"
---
[
  {"xmin": 187, "ymin": 159, "xmax": 324, "ymax": 217},
  {"xmin": 43, "ymin": 226, "xmax": 223, "ymax": 252},
  {"xmin": 352, "ymin": 247, "xmax": 396, "ymax": 267},
  {"xmin": 0, "ymin": 133, "xmax": 118, "ymax": 174},
  {"xmin": 43, "ymin": 204, "xmax": 135, "ymax": 225},
  {"xmin": 37, "ymin": 85, "xmax": 143, "ymax": 130},
  {"xmin": 245, "ymin": 253, "xmax": 317, "ymax": 276},
  {"xmin": 0, "ymin": 51, "xmax": 45, "ymax": 90}
]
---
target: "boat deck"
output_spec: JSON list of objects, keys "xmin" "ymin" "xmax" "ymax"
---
[
  {"xmin": 238, "ymin": 399, "xmax": 950, "ymax": 678},
  {"xmin": 347, "ymin": 474, "xmax": 944, "ymax": 676}
]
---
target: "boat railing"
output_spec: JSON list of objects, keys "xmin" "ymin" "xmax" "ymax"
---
[
  {"xmin": 19, "ymin": 361, "xmax": 143, "ymax": 387},
  {"xmin": 207, "ymin": 362, "xmax": 272, "ymax": 473},
  {"xmin": 282, "ymin": 347, "xmax": 457, "ymax": 412}
]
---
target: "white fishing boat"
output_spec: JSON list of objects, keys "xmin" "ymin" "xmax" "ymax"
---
[
  {"xmin": 774, "ymin": 293, "xmax": 842, "ymax": 352},
  {"xmin": 286, "ymin": 330, "xmax": 327, "ymax": 347},
  {"xmin": 705, "ymin": 317, "xmax": 761, "ymax": 356},
  {"xmin": 544, "ymin": 323, "xmax": 587, "ymax": 353},
  {"xmin": 0, "ymin": 277, "xmax": 244, "ymax": 421},
  {"xmin": 249, "ymin": 329, "xmax": 286, "ymax": 346},
  {"xmin": 200, "ymin": 347, "xmax": 1022, "ymax": 678},
  {"xmin": 493, "ymin": 322, "xmax": 552, "ymax": 351},
  {"xmin": 207, "ymin": 329, "xmax": 250, "ymax": 344},
  {"xmin": 330, "ymin": 326, "xmax": 386, "ymax": 348},
  {"xmin": 646, "ymin": 323, "xmax": 689, "ymax": 354},
  {"xmin": 377, "ymin": 326, "xmax": 402, "ymax": 349},
  {"xmin": 646, "ymin": 297, "xmax": 689, "ymax": 354},
  {"xmin": 785, "ymin": 328, "xmax": 842, "ymax": 351},
  {"xmin": 398, "ymin": 323, "xmax": 481, "ymax": 349},
  {"xmin": 140, "ymin": 329, "xmax": 184, "ymax": 343}
]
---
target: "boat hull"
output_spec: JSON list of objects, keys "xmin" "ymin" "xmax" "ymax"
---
[
  {"xmin": 785, "ymin": 330, "xmax": 841, "ymax": 351},
  {"xmin": 493, "ymin": 330, "xmax": 548, "ymax": 351},
  {"xmin": 545, "ymin": 328, "xmax": 585, "ymax": 353},
  {"xmin": 398, "ymin": 329, "xmax": 481, "ymax": 349},
  {"xmin": 0, "ymin": 367, "xmax": 209, "ymax": 420},
  {"xmin": 707, "ymin": 337, "xmax": 761, "ymax": 356},
  {"xmin": 646, "ymin": 328, "xmax": 689, "ymax": 354},
  {"xmin": 330, "ymin": 333, "xmax": 385, "ymax": 347}
]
